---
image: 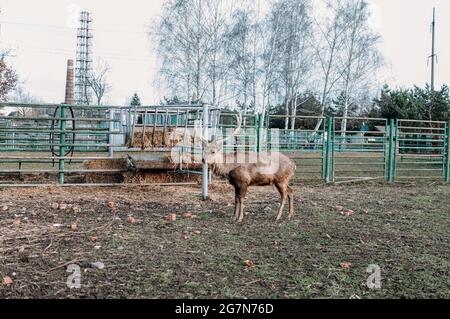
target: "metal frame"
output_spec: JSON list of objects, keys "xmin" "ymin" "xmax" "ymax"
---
[{"xmin": 1, "ymin": 102, "xmax": 449, "ymax": 187}]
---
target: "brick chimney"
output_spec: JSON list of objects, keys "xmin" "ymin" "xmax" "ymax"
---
[{"xmin": 64, "ymin": 59, "xmax": 74, "ymax": 105}]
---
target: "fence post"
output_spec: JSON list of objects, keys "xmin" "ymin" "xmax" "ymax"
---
[
  {"xmin": 201, "ymin": 103, "xmax": 209, "ymax": 200},
  {"xmin": 58, "ymin": 104, "xmax": 67, "ymax": 185},
  {"xmin": 445, "ymin": 121, "xmax": 450, "ymax": 182},
  {"xmin": 256, "ymin": 113, "xmax": 263, "ymax": 153},
  {"xmin": 324, "ymin": 117, "xmax": 333, "ymax": 183},
  {"xmin": 108, "ymin": 108, "xmax": 114, "ymax": 158},
  {"xmin": 387, "ymin": 118, "xmax": 395, "ymax": 183}
]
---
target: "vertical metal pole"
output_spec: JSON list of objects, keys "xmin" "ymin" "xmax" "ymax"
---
[
  {"xmin": 387, "ymin": 118, "xmax": 395, "ymax": 183},
  {"xmin": 58, "ymin": 104, "xmax": 67, "ymax": 185},
  {"xmin": 321, "ymin": 118, "xmax": 326, "ymax": 180},
  {"xmin": 256, "ymin": 114, "xmax": 262, "ymax": 153},
  {"xmin": 431, "ymin": 8, "xmax": 436, "ymax": 91},
  {"xmin": 383, "ymin": 119, "xmax": 388, "ymax": 179},
  {"xmin": 393, "ymin": 119, "xmax": 399, "ymax": 178},
  {"xmin": 108, "ymin": 108, "xmax": 114, "ymax": 158},
  {"xmin": 325, "ymin": 117, "xmax": 332, "ymax": 183},
  {"xmin": 202, "ymin": 103, "xmax": 209, "ymax": 200},
  {"xmin": 331, "ymin": 117, "xmax": 335, "ymax": 183},
  {"xmin": 130, "ymin": 105, "xmax": 138, "ymax": 147},
  {"xmin": 445, "ymin": 121, "xmax": 450, "ymax": 182}
]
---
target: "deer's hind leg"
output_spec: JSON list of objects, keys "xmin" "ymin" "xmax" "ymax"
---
[
  {"xmin": 275, "ymin": 182, "xmax": 288, "ymax": 221},
  {"xmin": 237, "ymin": 184, "xmax": 248, "ymax": 223},
  {"xmin": 233, "ymin": 187, "xmax": 241, "ymax": 221},
  {"xmin": 287, "ymin": 185, "xmax": 294, "ymax": 220}
]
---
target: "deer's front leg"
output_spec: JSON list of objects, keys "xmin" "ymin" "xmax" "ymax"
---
[
  {"xmin": 234, "ymin": 195, "xmax": 240, "ymax": 221},
  {"xmin": 237, "ymin": 184, "xmax": 248, "ymax": 223},
  {"xmin": 275, "ymin": 183, "xmax": 287, "ymax": 221}
]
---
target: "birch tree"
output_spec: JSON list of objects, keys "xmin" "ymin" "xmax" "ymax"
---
[
  {"xmin": 311, "ymin": 0, "xmax": 351, "ymax": 131},
  {"xmin": 338, "ymin": 0, "xmax": 382, "ymax": 136},
  {"xmin": 271, "ymin": 0, "xmax": 313, "ymax": 130}
]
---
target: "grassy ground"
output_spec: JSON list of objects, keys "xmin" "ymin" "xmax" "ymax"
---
[{"xmin": 0, "ymin": 182, "xmax": 448, "ymax": 299}]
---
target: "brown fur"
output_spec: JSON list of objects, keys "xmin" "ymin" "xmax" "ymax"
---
[{"xmin": 207, "ymin": 151, "xmax": 297, "ymax": 222}]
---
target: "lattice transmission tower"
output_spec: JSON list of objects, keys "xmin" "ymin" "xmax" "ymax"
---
[{"xmin": 75, "ymin": 11, "xmax": 93, "ymax": 105}]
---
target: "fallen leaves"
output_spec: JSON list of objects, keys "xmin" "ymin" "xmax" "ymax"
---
[
  {"xmin": 335, "ymin": 205, "xmax": 355, "ymax": 217},
  {"xmin": 181, "ymin": 212, "xmax": 193, "ymax": 219},
  {"xmin": 341, "ymin": 210, "xmax": 354, "ymax": 217},
  {"xmin": 340, "ymin": 262, "xmax": 352, "ymax": 270},
  {"xmin": 127, "ymin": 216, "xmax": 137, "ymax": 224},
  {"xmin": 71, "ymin": 223, "xmax": 78, "ymax": 231},
  {"xmin": 2, "ymin": 276, "xmax": 13, "ymax": 286},
  {"xmin": 107, "ymin": 201, "xmax": 116, "ymax": 210},
  {"xmin": 164, "ymin": 214, "xmax": 177, "ymax": 222},
  {"xmin": 72, "ymin": 206, "xmax": 82, "ymax": 214}
]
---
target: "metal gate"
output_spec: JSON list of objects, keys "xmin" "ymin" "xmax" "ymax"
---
[
  {"xmin": 395, "ymin": 119, "xmax": 449, "ymax": 181},
  {"xmin": 265, "ymin": 115, "xmax": 449, "ymax": 183},
  {"xmin": 1, "ymin": 102, "xmax": 449, "ymax": 186}
]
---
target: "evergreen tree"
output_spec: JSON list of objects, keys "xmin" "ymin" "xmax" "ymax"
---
[
  {"xmin": 130, "ymin": 93, "xmax": 142, "ymax": 107},
  {"xmin": 373, "ymin": 84, "xmax": 449, "ymax": 121}
]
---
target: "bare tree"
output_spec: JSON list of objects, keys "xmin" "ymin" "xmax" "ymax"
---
[
  {"xmin": 225, "ymin": 9, "xmax": 256, "ymax": 112},
  {"xmin": 270, "ymin": 0, "xmax": 313, "ymax": 130},
  {"xmin": 153, "ymin": 0, "xmax": 212, "ymax": 104},
  {"xmin": 0, "ymin": 53, "xmax": 18, "ymax": 102},
  {"xmin": 259, "ymin": 3, "xmax": 283, "ymax": 122},
  {"xmin": 8, "ymin": 85, "xmax": 42, "ymax": 116},
  {"xmin": 87, "ymin": 60, "xmax": 111, "ymax": 106},
  {"xmin": 151, "ymin": 0, "xmax": 383, "ymax": 124},
  {"xmin": 338, "ymin": 0, "xmax": 383, "ymax": 136},
  {"xmin": 311, "ymin": 0, "xmax": 351, "ymax": 131}
]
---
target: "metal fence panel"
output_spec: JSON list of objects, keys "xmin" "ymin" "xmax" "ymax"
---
[
  {"xmin": 1, "ymin": 102, "xmax": 449, "ymax": 186},
  {"xmin": 394, "ymin": 119, "xmax": 448, "ymax": 181}
]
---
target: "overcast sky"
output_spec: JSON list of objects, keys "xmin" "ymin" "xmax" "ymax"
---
[{"xmin": 0, "ymin": 0, "xmax": 449, "ymax": 105}]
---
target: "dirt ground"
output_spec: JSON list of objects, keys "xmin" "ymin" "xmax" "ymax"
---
[{"xmin": 0, "ymin": 182, "xmax": 449, "ymax": 299}]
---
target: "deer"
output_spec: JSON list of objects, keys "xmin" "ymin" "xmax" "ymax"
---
[{"xmin": 200, "ymin": 114, "xmax": 297, "ymax": 223}]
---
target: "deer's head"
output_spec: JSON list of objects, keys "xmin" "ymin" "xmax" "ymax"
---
[{"xmin": 199, "ymin": 113, "xmax": 242, "ymax": 165}]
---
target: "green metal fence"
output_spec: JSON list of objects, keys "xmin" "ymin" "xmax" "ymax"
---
[
  {"xmin": 0, "ymin": 102, "xmax": 216, "ymax": 185},
  {"xmin": 395, "ymin": 119, "xmax": 449, "ymax": 181},
  {"xmin": 0, "ymin": 103, "xmax": 124, "ymax": 185},
  {"xmin": 265, "ymin": 115, "xmax": 449, "ymax": 183},
  {"xmin": 265, "ymin": 114, "xmax": 326, "ymax": 183},
  {"xmin": 0, "ymin": 102, "xmax": 449, "ymax": 185}
]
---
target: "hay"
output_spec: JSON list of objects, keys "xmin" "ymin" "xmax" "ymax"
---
[
  {"xmin": 83, "ymin": 158, "xmax": 200, "ymax": 184},
  {"xmin": 130, "ymin": 128, "xmax": 185, "ymax": 149},
  {"xmin": 84, "ymin": 159, "xmax": 127, "ymax": 184},
  {"xmin": 84, "ymin": 173, "xmax": 124, "ymax": 184},
  {"xmin": 84, "ymin": 159, "xmax": 127, "ymax": 170},
  {"xmin": 123, "ymin": 170, "xmax": 201, "ymax": 184}
]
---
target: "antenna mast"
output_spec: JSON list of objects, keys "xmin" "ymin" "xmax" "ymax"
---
[{"xmin": 430, "ymin": 8, "xmax": 436, "ymax": 91}]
